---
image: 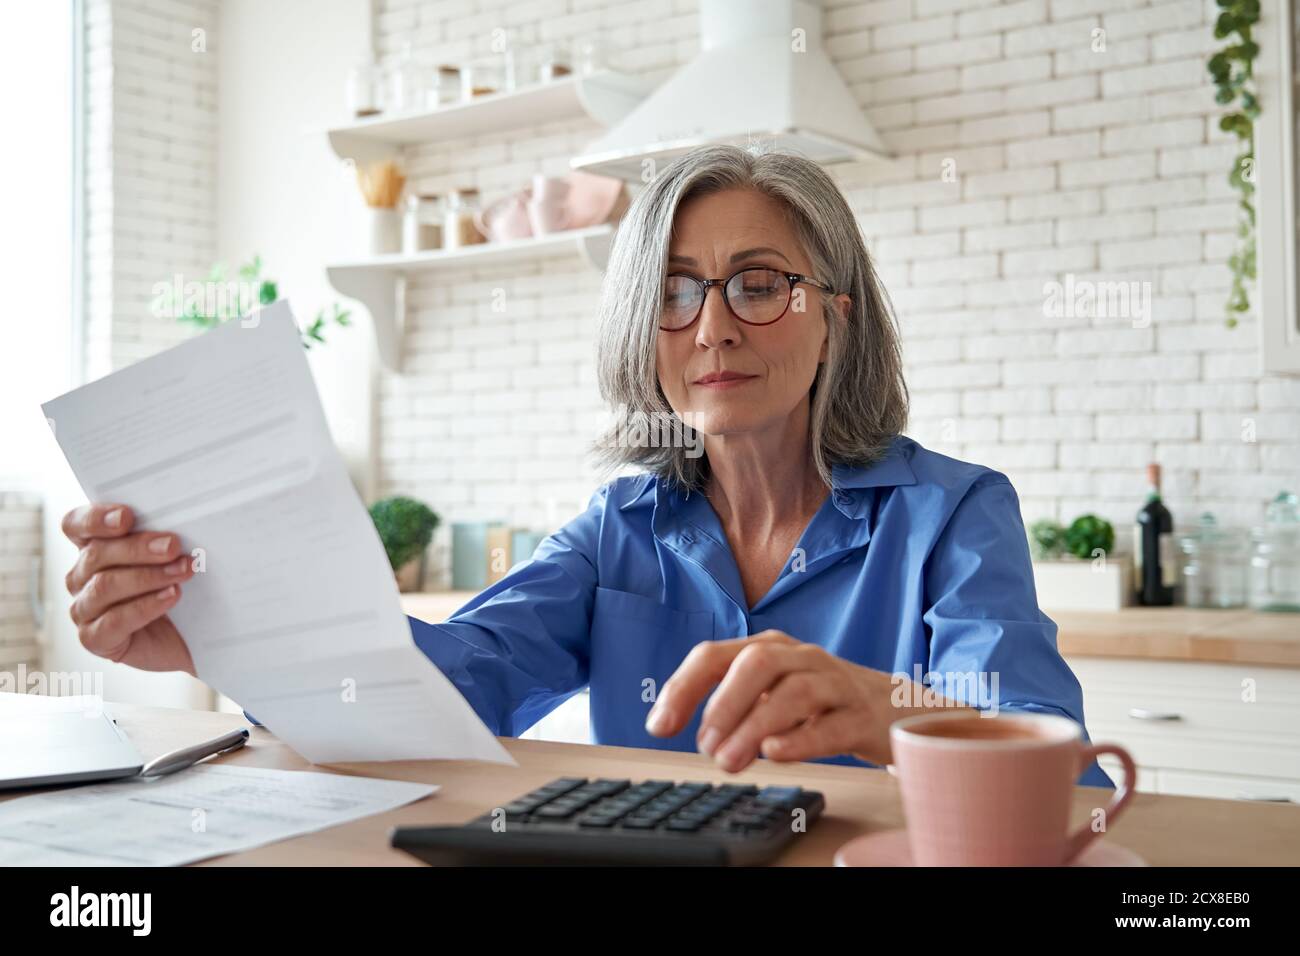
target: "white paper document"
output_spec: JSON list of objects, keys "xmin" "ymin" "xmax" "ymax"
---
[
  {"xmin": 42, "ymin": 302, "xmax": 512, "ymax": 765},
  {"xmin": 0, "ymin": 763, "xmax": 435, "ymax": 865}
]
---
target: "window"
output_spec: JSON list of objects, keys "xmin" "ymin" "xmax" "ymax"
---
[{"xmin": 0, "ymin": 0, "xmax": 79, "ymax": 487}]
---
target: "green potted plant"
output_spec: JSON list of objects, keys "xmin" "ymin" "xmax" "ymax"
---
[
  {"xmin": 152, "ymin": 254, "xmax": 351, "ymax": 348},
  {"xmin": 1028, "ymin": 518, "xmax": 1068, "ymax": 562},
  {"xmin": 369, "ymin": 496, "xmax": 440, "ymax": 593},
  {"xmin": 1207, "ymin": 0, "xmax": 1260, "ymax": 328},
  {"xmin": 1028, "ymin": 514, "xmax": 1131, "ymax": 611}
]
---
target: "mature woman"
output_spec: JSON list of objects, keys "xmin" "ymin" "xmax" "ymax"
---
[{"xmin": 62, "ymin": 145, "xmax": 1112, "ymax": 788}]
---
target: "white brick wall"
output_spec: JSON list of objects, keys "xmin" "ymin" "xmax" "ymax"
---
[
  {"xmin": 84, "ymin": 0, "xmax": 219, "ymax": 380},
  {"xmin": 368, "ymin": 0, "xmax": 1298, "ymax": 566},
  {"xmin": 0, "ymin": 494, "xmax": 42, "ymax": 673},
  {"xmin": 67, "ymin": 0, "xmax": 1293, "ymax": 742}
]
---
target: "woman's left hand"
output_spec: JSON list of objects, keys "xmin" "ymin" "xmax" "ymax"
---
[{"xmin": 645, "ymin": 630, "xmax": 943, "ymax": 772}]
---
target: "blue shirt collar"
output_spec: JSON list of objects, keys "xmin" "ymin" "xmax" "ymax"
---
[
  {"xmin": 830, "ymin": 435, "xmax": 917, "ymax": 491},
  {"xmin": 828, "ymin": 435, "xmax": 916, "ymax": 519},
  {"xmin": 642, "ymin": 435, "xmax": 914, "ymax": 614}
]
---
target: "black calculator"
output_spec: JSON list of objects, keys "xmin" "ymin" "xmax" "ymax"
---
[{"xmin": 391, "ymin": 776, "xmax": 826, "ymax": 866}]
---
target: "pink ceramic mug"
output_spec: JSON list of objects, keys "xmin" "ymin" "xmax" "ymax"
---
[
  {"xmin": 889, "ymin": 712, "xmax": 1137, "ymax": 866},
  {"xmin": 475, "ymin": 191, "xmax": 533, "ymax": 242}
]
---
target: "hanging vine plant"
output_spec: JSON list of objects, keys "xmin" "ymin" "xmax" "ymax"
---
[{"xmin": 1208, "ymin": 0, "xmax": 1260, "ymax": 328}]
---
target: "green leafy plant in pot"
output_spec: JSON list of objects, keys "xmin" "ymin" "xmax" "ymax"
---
[
  {"xmin": 1028, "ymin": 515, "xmax": 1115, "ymax": 561},
  {"xmin": 1063, "ymin": 514, "xmax": 1115, "ymax": 561},
  {"xmin": 369, "ymin": 496, "xmax": 440, "ymax": 592},
  {"xmin": 1028, "ymin": 518, "xmax": 1068, "ymax": 562},
  {"xmin": 1028, "ymin": 514, "xmax": 1125, "ymax": 610}
]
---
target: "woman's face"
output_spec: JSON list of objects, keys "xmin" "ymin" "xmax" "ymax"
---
[{"xmin": 656, "ymin": 188, "xmax": 842, "ymax": 441}]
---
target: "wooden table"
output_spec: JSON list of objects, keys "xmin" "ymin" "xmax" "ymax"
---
[{"xmin": 20, "ymin": 701, "xmax": 1294, "ymax": 867}]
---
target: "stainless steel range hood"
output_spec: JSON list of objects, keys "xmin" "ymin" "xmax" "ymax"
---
[{"xmin": 570, "ymin": 0, "xmax": 890, "ymax": 180}]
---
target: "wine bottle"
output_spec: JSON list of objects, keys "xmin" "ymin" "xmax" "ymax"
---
[{"xmin": 1134, "ymin": 463, "xmax": 1176, "ymax": 606}]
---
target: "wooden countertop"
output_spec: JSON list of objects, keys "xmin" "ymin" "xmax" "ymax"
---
[
  {"xmin": 402, "ymin": 592, "xmax": 1300, "ymax": 668},
  {"xmin": 1050, "ymin": 607, "xmax": 1300, "ymax": 667},
  {"xmin": 18, "ymin": 701, "xmax": 1294, "ymax": 866}
]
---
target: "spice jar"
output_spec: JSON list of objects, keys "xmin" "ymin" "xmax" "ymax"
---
[
  {"xmin": 443, "ymin": 188, "xmax": 484, "ymax": 250},
  {"xmin": 346, "ymin": 60, "xmax": 383, "ymax": 117},
  {"xmin": 430, "ymin": 65, "xmax": 461, "ymax": 108},
  {"xmin": 460, "ymin": 58, "xmax": 503, "ymax": 100},
  {"xmin": 402, "ymin": 194, "xmax": 443, "ymax": 254}
]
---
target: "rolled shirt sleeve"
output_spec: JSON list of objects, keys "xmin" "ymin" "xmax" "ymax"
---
[
  {"xmin": 407, "ymin": 486, "xmax": 606, "ymax": 737},
  {"xmin": 921, "ymin": 475, "xmax": 1116, "ymax": 789}
]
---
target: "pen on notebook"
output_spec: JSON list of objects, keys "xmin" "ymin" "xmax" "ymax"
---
[{"xmin": 140, "ymin": 727, "xmax": 250, "ymax": 778}]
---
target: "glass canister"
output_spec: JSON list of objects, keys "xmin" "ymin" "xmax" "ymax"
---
[
  {"xmin": 443, "ymin": 188, "xmax": 484, "ymax": 250},
  {"xmin": 1249, "ymin": 492, "xmax": 1300, "ymax": 612},
  {"xmin": 461, "ymin": 57, "xmax": 504, "ymax": 100},
  {"xmin": 346, "ymin": 60, "xmax": 384, "ymax": 117},
  {"xmin": 402, "ymin": 193, "xmax": 442, "ymax": 254},
  {"xmin": 389, "ymin": 43, "xmax": 425, "ymax": 113},
  {"xmin": 535, "ymin": 42, "xmax": 572, "ymax": 83},
  {"xmin": 573, "ymin": 35, "xmax": 606, "ymax": 75},
  {"xmin": 1177, "ymin": 513, "xmax": 1249, "ymax": 608},
  {"xmin": 429, "ymin": 65, "xmax": 461, "ymax": 108}
]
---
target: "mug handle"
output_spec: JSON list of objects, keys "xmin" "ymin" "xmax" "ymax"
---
[{"xmin": 1062, "ymin": 742, "xmax": 1137, "ymax": 864}]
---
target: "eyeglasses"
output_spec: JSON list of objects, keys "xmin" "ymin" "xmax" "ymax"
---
[{"xmin": 659, "ymin": 267, "xmax": 836, "ymax": 332}]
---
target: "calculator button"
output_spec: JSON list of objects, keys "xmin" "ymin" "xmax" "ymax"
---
[
  {"xmin": 755, "ymin": 786, "xmax": 803, "ymax": 808},
  {"xmin": 717, "ymin": 784, "xmax": 759, "ymax": 796},
  {"xmin": 620, "ymin": 816, "xmax": 659, "ymax": 829},
  {"xmin": 666, "ymin": 817, "xmax": 703, "ymax": 832}
]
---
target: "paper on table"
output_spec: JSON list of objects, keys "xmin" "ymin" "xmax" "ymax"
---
[
  {"xmin": 0, "ymin": 763, "xmax": 436, "ymax": 866},
  {"xmin": 41, "ymin": 302, "xmax": 512, "ymax": 765}
]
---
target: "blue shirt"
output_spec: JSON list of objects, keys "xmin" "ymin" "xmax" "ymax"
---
[{"xmin": 406, "ymin": 435, "xmax": 1114, "ymax": 789}]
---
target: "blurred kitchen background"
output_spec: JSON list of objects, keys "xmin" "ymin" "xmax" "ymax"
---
[{"xmin": 1, "ymin": 0, "xmax": 1298, "ymax": 799}]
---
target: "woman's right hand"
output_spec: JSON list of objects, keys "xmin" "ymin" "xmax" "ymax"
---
[{"xmin": 62, "ymin": 503, "xmax": 197, "ymax": 676}]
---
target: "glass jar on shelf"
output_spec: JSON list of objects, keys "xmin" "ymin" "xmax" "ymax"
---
[
  {"xmin": 1249, "ymin": 491, "xmax": 1300, "ymax": 612},
  {"xmin": 389, "ymin": 43, "xmax": 425, "ymax": 113},
  {"xmin": 443, "ymin": 188, "xmax": 484, "ymax": 250},
  {"xmin": 502, "ymin": 46, "xmax": 518, "ymax": 93},
  {"xmin": 493, "ymin": 29, "xmax": 520, "ymax": 92},
  {"xmin": 460, "ymin": 57, "xmax": 504, "ymax": 100},
  {"xmin": 573, "ymin": 35, "xmax": 606, "ymax": 76},
  {"xmin": 402, "ymin": 193, "xmax": 443, "ymax": 254},
  {"xmin": 1177, "ymin": 513, "xmax": 1248, "ymax": 609},
  {"xmin": 428, "ymin": 65, "xmax": 461, "ymax": 108},
  {"xmin": 535, "ymin": 42, "xmax": 572, "ymax": 83},
  {"xmin": 346, "ymin": 60, "xmax": 384, "ymax": 118}
]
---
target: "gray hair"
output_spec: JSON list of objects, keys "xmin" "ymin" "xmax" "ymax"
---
[{"xmin": 593, "ymin": 145, "xmax": 909, "ymax": 491}]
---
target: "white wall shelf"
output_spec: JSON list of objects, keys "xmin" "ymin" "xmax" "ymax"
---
[
  {"xmin": 326, "ymin": 225, "xmax": 615, "ymax": 370},
  {"xmin": 325, "ymin": 70, "xmax": 648, "ymax": 367},
  {"xmin": 326, "ymin": 70, "xmax": 652, "ymax": 164}
]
